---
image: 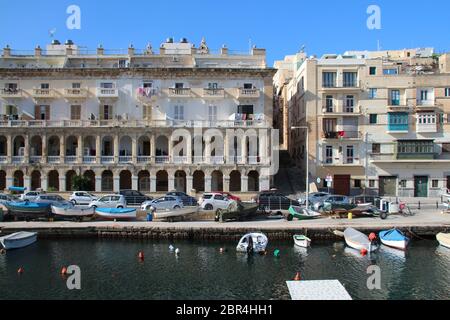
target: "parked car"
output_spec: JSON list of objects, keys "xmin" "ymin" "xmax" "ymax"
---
[
  {"xmin": 69, "ymin": 191, "xmax": 97, "ymax": 205},
  {"xmin": 141, "ymin": 196, "xmax": 184, "ymax": 211},
  {"xmin": 34, "ymin": 194, "xmax": 72, "ymax": 207},
  {"xmin": 254, "ymin": 190, "xmax": 300, "ymax": 213},
  {"xmin": 0, "ymin": 193, "xmax": 15, "ymax": 204},
  {"xmin": 20, "ymin": 191, "xmax": 43, "ymax": 201},
  {"xmin": 89, "ymin": 195, "xmax": 127, "ymax": 209},
  {"xmin": 313, "ymin": 195, "xmax": 351, "ymax": 211},
  {"xmin": 166, "ymin": 191, "xmax": 198, "ymax": 206},
  {"xmin": 298, "ymin": 192, "xmax": 330, "ymax": 205},
  {"xmin": 212, "ymin": 191, "xmax": 241, "ymax": 202},
  {"xmin": 119, "ymin": 190, "xmax": 152, "ymax": 205},
  {"xmin": 199, "ymin": 192, "xmax": 233, "ymax": 211}
]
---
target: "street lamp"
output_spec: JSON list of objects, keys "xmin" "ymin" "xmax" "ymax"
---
[{"xmin": 291, "ymin": 126, "xmax": 309, "ymax": 209}]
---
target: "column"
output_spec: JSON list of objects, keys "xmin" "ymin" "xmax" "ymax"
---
[
  {"xmin": 6, "ymin": 174, "xmax": 14, "ymax": 189},
  {"xmin": 132, "ymin": 174, "xmax": 138, "ymax": 190},
  {"xmin": 186, "ymin": 175, "xmax": 193, "ymax": 195},
  {"xmin": 113, "ymin": 174, "xmax": 120, "ymax": 192},
  {"xmin": 259, "ymin": 175, "xmax": 270, "ymax": 191},
  {"xmin": 77, "ymin": 135, "xmax": 83, "ymax": 163},
  {"xmin": 24, "ymin": 134, "xmax": 30, "ymax": 163},
  {"xmin": 241, "ymin": 137, "xmax": 247, "ymax": 164},
  {"xmin": 60, "ymin": 134, "xmax": 65, "ymax": 163},
  {"xmin": 223, "ymin": 175, "xmax": 230, "ymax": 192},
  {"xmin": 168, "ymin": 134, "xmax": 173, "ymax": 163},
  {"xmin": 150, "ymin": 176, "xmax": 156, "ymax": 192},
  {"xmin": 205, "ymin": 175, "xmax": 212, "ymax": 192},
  {"xmin": 205, "ymin": 138, "xmax": 211, "ymax": 163},
  {"xmin": 186, "ymin": 132, "xmax": 192, "ymax": 164},
  {"xmin": 168, "ymin": 173, "xmax": 175, "ymax": 191},
  {"xmin": 95, "ymin": 175, "xmax": 102, "ymax": 192},
  {"xmin": 259, "ymin": 129, "xmax": 267, "ymax": 165},
  {"xmin": 131, "ymin": 135, "xmax": 137, "ymax": 164},
  {"xmin": 224, "ymin": 131, "xmax": 229, "ymax": 164},
  {"xmin": 150, "ymin": 134, "xmax": 156, "ymax": 164},
  {"xmin": 42, "ymin": 134, "xmax": 47, "ymax": 163},
  {"xmin": 6, "ymin": 134, "xmax": 12, "ymax": 163},
  {"xmin": 59, "ymin": 174, "xmax": 66, "ymax": 192},
  {"xmin": 96, "ymin": 135, "xmax": 101, "ymax": 164},
  {"xmin": 114, "ymin": 133, "xmax": 119, "ymax": 164},
  {"xmin": 241, "ymin": 175, "xmax": 248, "ymax": 192},
  {"xmin": 24, "ymin": 174, "xmax": 31, "ymax": 191},
  {"xmin": 41, "ymin": 175, "xmax": 48, "ymax": 191}
]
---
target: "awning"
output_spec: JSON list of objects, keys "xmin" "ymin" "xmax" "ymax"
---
[{"xmin": 8, "ymin": 186, "xmax": 27, "ymax": 192}]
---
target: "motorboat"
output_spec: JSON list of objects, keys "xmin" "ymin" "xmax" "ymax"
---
[
  {"xmin": 343, "ymin": 228, "xmax": 378, "ymax": 252},
  {"xmin": 293, "ymin": 235, "xmax": 311, "ymax": 248},
  {"xmin": 379, "ymin": 229, "xmax": 409, "ymax": 250},
  {"xmin": 0, "ymin": 231, "xmax": 37, "ymax": 250},
  {"xmin": 287, "ymin": 206, "xmax": 321, "ymax": 221},
  {"xmin": 236, "ymin": 232, "xmax": 268, "ymax": 254},
  {"xmin": 4, "ymin": 201, "xmax": 51, "ymax": 219}
]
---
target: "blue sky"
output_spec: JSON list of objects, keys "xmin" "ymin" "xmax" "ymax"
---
[{"xmin": 1, "ymin": 0, "xmax": 449, "ymax": 65}]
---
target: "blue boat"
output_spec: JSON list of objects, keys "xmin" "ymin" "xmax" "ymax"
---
[
  {"xmin": 4, "ymin": 201, "xmax": 51, "ymax": 219},
  {"xmin": 94, "ymin": 207, "xmax": 137, "ymax": 220},
  {"xmin": 379, "ymin": 229, "xmax": 410, "ymax": 250}
]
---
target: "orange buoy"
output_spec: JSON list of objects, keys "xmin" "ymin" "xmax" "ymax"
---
[
  {"xmin": 138, "ymin": 251, "xmax": 144, "ymax": 260},
  {"xmin": 17, "ymin": 267, "xmax": 24, "ymax": 274},
  {"xmin": 368, "ymin": 233, "xmax": 377, "ymax": 241},
  {"xmin": 293, "ymin": 272, "xmax": 301, "ymax": 281},
  {"xmin": 61, "ymin": 267, "xmax": 68, "ymax": 275},
  {"xmin": 360, "ymin": 248, "xmax": 368, "ymax": 256}
]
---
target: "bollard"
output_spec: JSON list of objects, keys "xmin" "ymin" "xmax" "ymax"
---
[{"xmin": 418, "ymin": 201, "xmax": 421, "ymax": 210}]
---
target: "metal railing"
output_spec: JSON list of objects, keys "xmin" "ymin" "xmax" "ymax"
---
[
  {"xmin": 30, "ymin": 156, "xmax": 42, "ymax": 163},
  {"xmin": 0, "ymin": 156, "xmax": 7, "ymax": 163},
  {"xmin": 119, "ymin": 156, "xmax": 132, "ymax": 163},
  {"xmin": 12, "ymin": 156, "xmax": 24, "ymax": 163},
  {"xmin": 101, "ymin": 156, "xmax": 115, "ymax": 163},
  {"xmin": 0, "ymin": 88, "xmax": 23, "ymax": 97},
  {"xmin": 83, "ymin": 156, "xmax": 96, "ymax": 163},
  {"xmin": 155, "ymin": 156, "xmax": 170, "ymax": 164},
  {"xmin": 137, "ymin": 156, "xmax": 151, "ymax": 163},
  {"xmin": 65, "ymin": 155, "xmax": 77, "ymax": 163},
  {"xmin": 168, "ymin": 88, "xmax": 191, "ymax": 97},
  {"xmin": 238, "ymin": 88, "xmax": 260, "ymax": 98},
  {"xmin": 47, "ymin": 156, "xmax": 61, "ymax": 163}
]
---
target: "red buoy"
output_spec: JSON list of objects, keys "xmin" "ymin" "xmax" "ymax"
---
[
  {"xmin": 17, "ymin": 267, "xmax": 24, "ymax": 274},
  {"xmin": 368, "ymin": 233, "xmax": 377, "ymax": 241},
  {"xmin": 360, "ymin": 248, "xmax": 368, "ymax": 256},
  {"xmin": 294, "ymin": 272, "xmax": 301, "ymax": 281},
  {"xmin": 61, "ymin": 267, "xmax": 68, "ymax": 275},
  {"xmin": 138, "ymin": 251, "xmax": 144, "ymax": 260}
]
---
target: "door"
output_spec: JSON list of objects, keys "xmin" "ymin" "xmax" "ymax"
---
[
  {"xmin": 414, "ymin": 176, "xmax": 428, "ymax": 198},
  {"xmin": 334, "ymin": 175, "xmax": 351, "ymax": 196},
  {"xmin": 379, "ymin": 176, "xmax": 397, "ymax": 196}
]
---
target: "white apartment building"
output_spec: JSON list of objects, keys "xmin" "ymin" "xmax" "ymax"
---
[
  {"xmin": 276, "ymin": 48, "xmax": 450, "ymax": 198},
  {"xmin": 0, "ymin": 38, "xmax": 276, "ymax": 194}
]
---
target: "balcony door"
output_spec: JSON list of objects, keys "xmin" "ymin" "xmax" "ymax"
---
[{"xmin": 34, "ymin": 105, "xmax": 50, "ymax": 120}]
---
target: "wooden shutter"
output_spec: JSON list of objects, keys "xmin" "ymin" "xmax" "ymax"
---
[
  {"xmin": 34, "ymin": 105, "xmax": 40, "ymax": 119},
  {"xmin": 45, "ymin": 105, "xmax": 50, "ymax": 120},
  {"xmin": 99, "ymin": 105, "xmax": 104, "ymax": 120}
]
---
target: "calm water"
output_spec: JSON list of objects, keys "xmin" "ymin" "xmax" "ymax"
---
[{"xmin": 0, "ymin": 238, "xmax": 449, "ymax": 300}]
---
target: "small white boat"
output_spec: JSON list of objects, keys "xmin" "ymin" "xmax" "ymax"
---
[
  {"xmin": 344, "ymin": 228, "xmax": 378, "ymax": 252},
  {"xmin": 236, "ymin": 232, "xmax": 268, "ymax": 254},
  {"xmin": 153, "ymin": 207, "xmax": 199, "ymax": 221},
  {"xmin": 379, "ymin": 229, "xmax": 409, "ymax": 251},
  {"xmin": 293, "ymin": 235, "xmax": 311, "ymax": 248},
  {"xmin": 437, "ymin": 233, "xmax": 450, "ymax": 249},
  {"xmin": 0, "ymin": 231, "xmax": 37, "ymax": 250},
  {"xmin": 52, "ymin": 205, "xmax": 95, "ymax": 219},
  {"xmin": 95, "ymin": 208, "xmax": 137, "ymax": 220}
]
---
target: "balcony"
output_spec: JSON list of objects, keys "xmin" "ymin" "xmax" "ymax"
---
[
  {"xmin": 416, "ymin": 122, "xmax": 438, "ymax": 133},
  {"xmin": 247, "ymin": 156, "xmax": 260, "ymax": 164},
  {"xmin": 203, "ymin": 88, "xmax": 225, "ymax": 98},
  {"xmin": 322, "ymin": 158, "xmax": 362, "ymax": 166},
  {"xmin": 173, "ymin": 156, "xmax": 189, "ymax": 164},
  {"xmin": 96, "ymin": 88, "xmax": 119, "ymax": 99},
  {"xmin": 207, "ymin": 156, "xmax": 225, "ymax": 164},
  {"xmin": 155, "ymin": 156, "xmax": 170, "ymax": 164},
  {"xmin": 119, "ymin": 156, "xmax": 132, "ymax": 163},
  {"xmin": 12, "ymin": 156, "xmax": 24, "ymax": 164},
  {"xmin": 30, "ymin": 156, "xmax": 42, "ymax": 164},
  {"xmin": 193, "ymin": 156, "xmax": 204, "ymax": 164},
  {"xmin": 32, "ymin": 88, "xmax": 56, "ymax": 99},
  {"xmin": 101, "ymin": 156, "xmax": 115, "ymax": 163},
  {"xmin": 83, "ymin": 156, "xmax": 96, "ymax": 163},
  {"xmin": 47, "ymin": 156, "xmax": 61, "ymax": 164},
  {"xmin": 136, "ymin": 88, "xmax": 158, "ymax": 102},
  {"xmin": 168, "ymin": 88, "xmax": 191, "ymax": 97},
  {"xmin": 321, "ymin": 105, "xmax": 361, "ymax": 116},
  {"xmin": 321, "ymin": 80, "xmax": 361, "ymax": 91},
  {"xmin": 137, "ymin": 156, "xmax": 151, "ymax": 163},
  {"xmin": 0, "ymin": 156, "xmax": 7, "ymax": 163},
  {"xmin": 65, "ymin": 156, "xmax": 78, "ymax": 163},
  {"xmin": 64, "ymin": 88, "xmax": 88, "ymax": 99},
  {"xmin": 397, "ymin": 152, "xmax": 436, "ymax": 160},
  {"xmin": 237, "ymin": 88, "xmax": 260, "ymax": 99},
  {"xmin": 322, "ymin": 131, "xmax": 361, "ymax": 140},
  {"xmin": 387, "ymin": 123, "xmax": 409, "ymax": 133},
  {"xmin": 0, "ymin": 88, "xmax": 23, "ymax": 98}
]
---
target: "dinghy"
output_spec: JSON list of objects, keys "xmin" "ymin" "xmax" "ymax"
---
[
  {"xmin": 52, "ymin": 205, "xmax": 95, "ymax": 220},
  {"xmin": 236, "ymin": 232, "xmax": 268, "ymax": 254},
  {"xmin": 287, "ymin": 206, "xmax": 321, "ymax": 221},
  {"xmin": 436, "ymin": 233, "xmax": 450, "ymax": 249},
  {"xmin": 153, "ymin": 207, "xmax": 199, "ymax": 221},
  {"xmin": 0, "ymin": 231, "xmax": 37, "ymax": 250},
  {"xmin": 379, "ymin": 229, "xmax": 409, "ymax": 250},
  {"xmin": 293, "ymin": 235, "xmax": 311, "ymax": 248},
  {"xmin": 94, "ymin": 208, "xmax": 137, "ymax": 220},
  {"xmin": 5, "ymin": 201, "xmax": 51, "ymax": 219},
  {"xmin": 343, "ymin": 228, "xmax": 378, "ymax": 252}
]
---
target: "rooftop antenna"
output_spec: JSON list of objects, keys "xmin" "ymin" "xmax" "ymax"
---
[
  {"xmin": 49, "ymin": 28, "xmax": 57, "ymax": 40},
  {"xmin": 377, "ymin": 40, "xmax": 381, "ymax": 51},
  {"xmin": 249, "ymin": 38, "xmax": 252, "ymax": 53},
  {"xmin": 300, "ymin": 44, "xmax": 306, "ymax": 53}
]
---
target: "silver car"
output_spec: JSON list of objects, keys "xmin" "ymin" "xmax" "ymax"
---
[
  {"xmin": 140, "ymin": 196, "xmax": 183, "ymax": 211},
  {"xmin": 20, "ymin": 191, "xmax": 43, "ymax": 201},
  {"xmin": 298, "ymin": 192, "xmax": 330, "ymax": 205},
  {"xmin": 313, "ymin": 195, "xmax": 350, "ymax": 211}
]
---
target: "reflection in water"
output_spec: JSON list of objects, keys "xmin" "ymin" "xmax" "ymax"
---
[{"xmin": 0, "ymin": 239, "xmax": 449, "ymax": 300}]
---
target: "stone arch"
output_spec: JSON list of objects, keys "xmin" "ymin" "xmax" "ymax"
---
[
  {"xmin": 230, "ymin": 170, "xmax": 241, "ymax": 192},
  {"xmin": 101, "ymin": 170, "xmax": 114, "ymax": 191},
  {"xmin": 31, "ymin": 170, "xmax": 41, "ymax": 191},
  {"xmin": 156, "ymin": 170, "xmax": 168, "ymax": 192},
  {"xmin": 48, "ymin": 170, "xmax": 59, "ymax": 191},
  {"xmin": 13, "ymin": 135, "xmax": 25, "ymax": 156},
  {"xmin": 174, "ymin": 170, "xmax": 186, "ymax": 193},
  {"xmin": 193, "ymin": 170, "xmax": 205, "ymax": 192},
  {"xmin": 119, "ymin": 170, "xmax": 132, "ymax": 190},
  {"xmin": 138, "ymin": 170, "xmax": 150, "ymax": 192},
  {"xmin": 0, "ymin": 170, "xmax": 6, "ymax": 191},
  {"xmin": 248, "ymin": 170, "xmax": 259, "ymax": 192},
  {"xmin": 211, "ymin": 170, "xmax": 223, "ymax": 191},
  {"xmin": 66, "ymin": 170, "xmax": 77, "ymax": 191},
  {"xmin": 48, "ymin": 136, "xmax": 60, "ymax": 156},
  {"xmin": 83, "ymin": 170, "xmax": 95, "ymax": 191}
]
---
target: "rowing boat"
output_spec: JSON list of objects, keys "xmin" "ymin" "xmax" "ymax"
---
[
  {"xmin": 0, "ymin": 231, "xmax": 37, "ymax": 250},
  {"xmin": 293, "ymin": 235, "xmax": 311, "ymax": 248},
  {"xmin": 52, "ymin": 205, "xmax": 95, "ymax": 219},
  {"xmin": 437, "ymin": 233, "xmax": 450, "ymax": 249},
  {"xmin": 4, "ymin": 201, "xmax": 51, "ymax": 219},
  {"xmin": 344, "ymin": 228, "xmax": 378, "ymax": 252},
  {"xmin": 379, "ymin": 229, "xmax": 409, "ymax": 250},
  {"xmin": 95, "ymin": 207, "xmax": 137, "ymax": 220}
]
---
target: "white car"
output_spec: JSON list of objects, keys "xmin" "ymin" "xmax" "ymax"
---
[
  {"xmin": 69, "ymin": 191, "xmax": 97, "ymax": 205},
  {"xmin": 20, "ymin": 191, "xmax": 43, "ymax": 201},
  {"xmin": 89, "ymin": 194, "xmax": 127, "ymax": 209},
  {"xmin": 199, "ymin": 192, "xmax": 233, "ymax": 211},
  {"xmin": 140, "ymin": 196, "xmax": 184, "ymax": 211}
]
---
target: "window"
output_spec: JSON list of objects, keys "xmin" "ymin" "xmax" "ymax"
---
[
  {"xmin": 445, "ymin": 88, "xmax": 450, "ymax": 97},
  {"xmin": 390, "ymin": 90, "xmax": 400, "ymax": 105},
  {"xmin": 420, "ymin": 90, "xmax": 428, "ymax": 102},
  {"xmin": 118, "ymin": 59, "xmax": 128, "ymax": 68},
  {"xmin": 208, "ymin": 105, "xmax": 217, "ymax": 121},
  {"xmin": 70, "ymin": 105, "xmax": 81, "ymax": 120},
  {"xmin": 4, "ymin": 83, "xmax": 18, "ymax": 93},
  {"xmin": 174, "ymin": 105, "xmax": 184, "ymax": 120},
  {"xmin": 208, "ymin": 83, "xmax": 218, "ymax": 89},
  {"xmin": 325, "ymin": 146, "xmax": 333, "ymax": 164},
  {"xmin": 100, "ymin": 82, "xmax": 114, "ymax": 89},
  {"xmin": 143, "ymin": 105, "xmax": 152, "ymax": 120},
  {"xmin": 383, "ymin": 68, "xmax": 398, "ymax": 75},
  {"xmin": 346, "ymin": 146, "xmax": 354, "ymax": 164},
  {"xmin": 369, "ymin": 88, "xmax": 377, "ymax": 99},
  {"xmin": 354, "ymin": 180, "xmax": 361, "ymax": 188},
  {"xmin": 369, "ymin": 114, "xmax": 378, "ymax": 124},
  {"xmin": 343, "ymin": 72, "xmax": 357, "ymax": 87},
  {"xmin": 35, "ymin": 105, "xmax": 49, "ymax": 120},
  {"xmin": 72, "ymin": 83, "xmax": 81, "ymax": 89},
  {"xmin": 325, "ymin": 95, "xmax": 333, "ymax": 112},
  {"xmin": 369, "ymin": 180, "xmax": 375, "ymax": 188},
  {"xmin": 237, "ymin": 105, "xmax": 254, "ymax": 115},
  {"xmin": 40, "ymin": 83, "xmax": 49, "ymax": 89},
  {"xmin": 372, "ymin": 143, "xmax": 381, "ymax": 154},
  {"xmin": 442, "ymin": 143, "xmax": 450, "ymax": 153},
  {"xmin": 397, "ymin": 140, "xmax": 434, "ymax": 154},
  {"xmin": 417, "ymin": 113, "xmax": 436, "ymax": 125},
  {"xmin": 101, "ymin": 105, "xmax": 112, "ymax": 120},
  {"xmin": 399, "ymin": 180, "xmax": 407, "ymax": 188},
  {"xmin": 432, "ymin": 180, "xmax": 439, "ymax": 188},
  {"xmin": 369, "ymin": 67, "xmax": 377, "ymax": 75},
  {"xmin": 322, "ymin": 72, "xmax": 336, "ymax": 87},
  {"xmin": 345, "ymin": 95, "xmax": 354, "ymax": 112}
]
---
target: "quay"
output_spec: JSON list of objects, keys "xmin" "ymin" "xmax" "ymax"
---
[{"xmin": 0, "ymin": 209, "xmax": 449, "ymax": 241}]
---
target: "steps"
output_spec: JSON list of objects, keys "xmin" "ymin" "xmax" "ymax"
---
[{"xmin": 273, "ymin": 150, "xmax": 305, "ymax": 197}]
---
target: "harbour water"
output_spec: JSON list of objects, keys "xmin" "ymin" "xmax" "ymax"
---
[{"xmin": 0, "ymin": 238, "xmax": 449, "ymax": 300}]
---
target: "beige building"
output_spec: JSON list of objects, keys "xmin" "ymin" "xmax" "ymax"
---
[
  {"xmin": 0, "ymin": 38, "xmax": 276, "ymax": 194},
  {"xmin": 277, "ymin": 48, "xmax": 450, "ymax": 197}
]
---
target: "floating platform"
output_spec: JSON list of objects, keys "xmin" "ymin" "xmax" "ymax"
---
[{"xmin": 286, "ymin": 280, "xmax": 352, "ymax": 300}]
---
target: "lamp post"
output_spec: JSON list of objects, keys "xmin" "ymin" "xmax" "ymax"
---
[{"xmin": 291, "ymin": 126, "xmax": 309, "ymax": 209}]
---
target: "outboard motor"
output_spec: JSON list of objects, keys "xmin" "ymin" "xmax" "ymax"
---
[{"xmin": 246, "ymin": 235, "xmax": 254, "ymax": 255}]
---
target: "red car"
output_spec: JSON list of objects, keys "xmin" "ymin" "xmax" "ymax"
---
[{"xmin": 212, "ymin": 191, "xmax": 241, "ymax": 202}]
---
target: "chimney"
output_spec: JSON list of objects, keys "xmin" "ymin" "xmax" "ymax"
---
[
  {"xmin": 97, "ymin": 45, "xmax": 104, "ymax": 55},
  {"xmin": 2, "ymin": 45, "xmax": 11, "ymax": 57},
  {"xmin": 221, "ymin": 45, "xmax": 228, "ymax": 55},
  {"xmin": 66, "ymin": 46, "xmax": 73, "ymax": 55},
  {"xmin": 160, "ymin": 45, "xmax": 166, "ymax": 55},
  {"xmin": 251, "ymin": 46, "xmax": 266, "ymax": 57},
  {"xmin": 191, "ymin": 46, "xmax": 197, "ymax": 55},
  {"xmin": 128, "ymin": 44, "xmax": 135, "ymax": 56},
  {"xmin": 35, "ymin": 45, "xmax": 42, "ymax": 57}
]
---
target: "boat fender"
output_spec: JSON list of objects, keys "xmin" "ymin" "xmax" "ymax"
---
[
  {"xmin": 219, "ymin": 248, "xmax": 224, "ymax": 253},
  {"xmin": 138, "ymin": 251, "xmax": 144, "ymax": 260},
  {"xmin": 175, "ymin": 248, "xmax": 180, "ymax": 255},
  {"xmin": 17, "ymin": 267, "xmax": 24, "ymax": 274},
  {"xmin": 169, "ymin": 245, "xmax": 175, "ymax": 251},
  {"xmin": 0, "ymin": 248, "xmax": 5, "ymax": 255},
  {"xmin": 360, "ymin": 248, "xmax": 368, "ymax": 256},
  {"xmin": 368, "ymin": 233, "xmax": 377, "ymax": 241},
  {"xmin": 61, "ymin": 267, "xmax": 68, "ymax": 275},
  {"xmin": 293, "ymin": 272, "xmax": 301, "ymax": 281},
  {"xmin": 274, "ymin": 249, "xmax": 280, "ymax": 257}
]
